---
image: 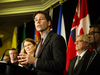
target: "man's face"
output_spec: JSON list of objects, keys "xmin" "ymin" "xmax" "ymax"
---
[
  {"xmin": 9, "ymin": 50, "xmax": 18, "ymax": 60},
  {"xmin": 34, "ymin": 13, "xmax": 51, "ymax": 32},
  {"xmin": 3, "ymin": 56, "xmax": 10, "ymax": 61},
  {"xmin": 88, "ymin": 27, "xmax": 100, "ymax": 45},
  {"xmin": 75, "ymin": 36, "xmax": 88, "ymax": 51}
]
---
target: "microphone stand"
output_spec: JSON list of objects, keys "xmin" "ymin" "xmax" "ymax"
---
[{"xmin": 0, "ymin": 49, "xmax": 9, "ymax": 61}]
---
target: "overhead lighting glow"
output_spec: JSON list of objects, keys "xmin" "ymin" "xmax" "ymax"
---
[
  {"xmin": 0, "ymin": 34, "xmax": 4, "ymax": 38},
  {"xmin": 0, "ymin": 0, "xmax": 24, "ymax": 3}
]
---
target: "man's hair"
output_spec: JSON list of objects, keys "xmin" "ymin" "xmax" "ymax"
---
[
  {"xmin": 90, "ymin": 24, "xmax": 100, "ymax": 32},
  {"xmin": 5, "ymin": 55, "xmax": 10, "ymax": 57},
  {"xmin": 76, "ymin": 34, "xmax": 89, "ymax": 43},
  {"xmin": 76, "ymin": 34, "xmax": 91, "ymax": 48},
  {"xmin": 9, "ymin": 48, "xmax": 18, "ymax": 53},
  {"xmin": 33, "ymin": 11, "xmax": 52, "ymax": 23},
  {"xmin": 9, "ymin": 48, "xmax": 16, "ymax": 50}
]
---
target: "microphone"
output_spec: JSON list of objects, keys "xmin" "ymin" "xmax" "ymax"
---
[{"xmin": 0, "ymin": 49, "xmax": 9, "ymax": 61}]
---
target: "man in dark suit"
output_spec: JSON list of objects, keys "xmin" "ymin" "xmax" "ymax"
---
[
  {"xmin": 18, "ymin": 11, "xmax": 66, "ymax": 75},
  {"xmin": 85, "ymin": 25, "xmax": 100, "ymax": 75},
  {"xmin": 67, "ymin": 34, "xmax": 91, "ymax": 75}
]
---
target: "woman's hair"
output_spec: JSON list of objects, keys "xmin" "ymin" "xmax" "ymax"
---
[{"xmin": 23, "ymin": 38, "xmax": 36, "ymax": 46}]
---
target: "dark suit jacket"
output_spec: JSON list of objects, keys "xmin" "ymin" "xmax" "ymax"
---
[
  {"xmin": 35, "ymin": 31, "xmax": 66, "ymax": 75},
  {"xmin": 85, "ymin": 50, "xmax": 100, "ymax": 75},
  {"xmin": 67, "ymin": 50, "xmax": 91, "ymax": 75},
  {"xmin": 8, "ymin": 61, "xmax": 19, "ymax": 66}
]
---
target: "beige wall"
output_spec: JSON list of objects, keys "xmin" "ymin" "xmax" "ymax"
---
[{"xmin": 0, "ymin": 38, "xmax": 12, "ymax": 58}]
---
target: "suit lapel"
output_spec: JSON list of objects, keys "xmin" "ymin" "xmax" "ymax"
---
[
  {"xmin": 73, "ymin": 57, "xmax": 84, "ymax": 72},
  {"xmin": 73, "ymin": 50, "xmax": 89, "ymax": 73},
  {"xmin": 69, "ymin": 57, "xmax": 77, "ymax": 73},
  {"xmin": 34, "ymin": 43, "xmax": 39, "ymax": 57},
  {"xmin": 37, "ymin": 31, "xmax": 53, "ymax": 57}
]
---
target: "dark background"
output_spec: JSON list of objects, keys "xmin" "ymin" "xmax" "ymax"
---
[{"xmin": 17, "ymin": 0, "xmax": 100, "ymax": 52}]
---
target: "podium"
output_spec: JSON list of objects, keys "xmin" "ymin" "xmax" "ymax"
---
[{"xmin": 0, "ymin": 61, "xmax": 37, "ymax": 75}]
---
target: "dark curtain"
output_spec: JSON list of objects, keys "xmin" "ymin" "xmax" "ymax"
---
[
  {"xmin": 26, "ymin": 20, "xmax": 35, "ymax": 38},
  {"xmin": 17, "ymin": 25, "xmax": 24, "ymax": 53},
  {"xmin": 87, "ymin": 0, "xmax": 100, "ymax": 24},
  {"xmin": 0, "ymin": 38, "xmax": 2, "ymax": 47}
]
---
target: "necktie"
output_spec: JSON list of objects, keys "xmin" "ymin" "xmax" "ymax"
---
[
  {"xmin": 85, "ymin": 50, "xmax": 96, "ymax": 72},
  {"xmin": 89, "ymin": 50, "xmax": 96, "ymax": 63},
  {"xmin": 74, "ymin": 56, "xmax": 81, "ymax": 69},
  {"xmin": 37, "ymin": 38, "xmax": 43, "ymax": 56}
]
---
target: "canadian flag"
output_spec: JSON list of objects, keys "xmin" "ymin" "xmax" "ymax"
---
[{"xmin": 65, "ymin": 0, "xmax": 91, "ymax": 74}]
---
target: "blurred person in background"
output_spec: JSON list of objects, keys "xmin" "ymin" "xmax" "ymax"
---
[
  {"xmin": 67, "ymin": 34, "xmax": 91, "ymax": 75},
  {"xmin": 3, "ymin": 55, "xmax": 10, "ymax": 62},
  {"xmin": 85, "ymin": 25, "xmax": 100, "ymax": 75},
  {"xmin": 9, "ymin": 48, "xmax": 19, "ymax": 66},
  {"xmin": 19, "ymin": 38, "xmax": 36, "ymax": 70}
]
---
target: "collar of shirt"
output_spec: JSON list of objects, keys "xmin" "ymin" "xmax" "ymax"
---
[
  {"xmin": 11, "ymin": 60, "xmax": 18, "ymax": 63},
  {"xmin": 77, "ymin": 50, "xmax": 88, "ymax": 59},
  {"xmin": 41, "ymin": 30, "xmax": 52, "ymax": 44},
  {"xmin": 35, "ymin": 30, "xmax": 52, "ymax": 57}
]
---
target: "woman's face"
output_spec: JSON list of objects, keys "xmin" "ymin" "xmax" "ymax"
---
[{"xmin": 24, "ymin": 41, "xmax": 36, "ymax": 54}]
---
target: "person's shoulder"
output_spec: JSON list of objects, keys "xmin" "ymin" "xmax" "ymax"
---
[
  {"xmin": 71, "ymin": 56, "xmax": 77, "ymax": 61},
  {"xmin": 86, "ymin": 50, "xmax": 92, "ymax": 54},
  {"xmin": 48, "ymin": 31, "xmax": 65, "ymax": 42},
  {"xmin": 70, "ymin": 56, "xmax": 77, "ymax": 63},
  {"xmin": 97, "ymin": 51, "xmax": 100, "ymax": 56},
  {"xmin": 50, "ymin": 31, "xmax": 63, "ymax": 37}
]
